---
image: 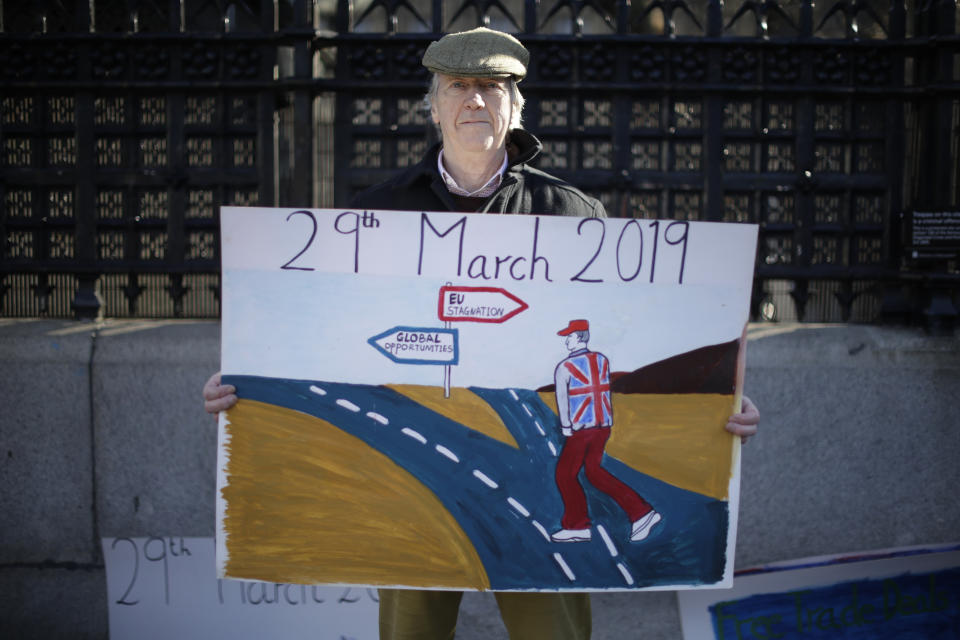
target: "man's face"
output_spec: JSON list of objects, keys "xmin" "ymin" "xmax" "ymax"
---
[
  {"xmin": 564, "ymin": 333, "xmax": 580, "ymax": 351},
  {"xmin": 431, "ymin": 74, "xmax": 512, "ymax": 156}
]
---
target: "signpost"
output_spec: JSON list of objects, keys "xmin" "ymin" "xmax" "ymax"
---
[
  {"xmin": 367, "ymin": 284, "xmax": 530, "ymax": 399},
  {"xmin": 438, "ymin": 285, "xmax": 529, "ymax": 323},
  {"xmin": 367, "ymin": 326, "xmax": 459, "ymax": 366},
  {"xmin": 435, "ymin": 285, "xmax": 530, "ymax": 397}
]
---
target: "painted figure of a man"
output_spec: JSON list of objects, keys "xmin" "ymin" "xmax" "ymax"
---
[{"xmin": 552, "ymin": 319, "xmax": 662, "ymax": 543}]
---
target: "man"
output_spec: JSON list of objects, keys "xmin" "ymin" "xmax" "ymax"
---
[
  {"xmin": 352, "ymin": 27, "xmax": 601, "ymax": 640},
  {"xmin": 204, "ymin": 26, "xmax": 760, "ymax": 640},
  {"xmin": 349, "ymin": 27, "xmax": 604, "ymax": 219},
  {"xmin": 552, "ymin": 319, "xmax": 661, "ymax": 544}
]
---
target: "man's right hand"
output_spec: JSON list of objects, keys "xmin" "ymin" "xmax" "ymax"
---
[{"xmin": 203, "ymin": 372, "xmax": 237, "ymax": 415}]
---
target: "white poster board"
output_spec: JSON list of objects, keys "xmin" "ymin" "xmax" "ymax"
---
[
  {"xmin": 217, "ymin": 207, "xmax": 758, "ymax": 591},
  {"xmin": 678, "ymin": 544, "xmax": 960, "ymax": 639},
  {"xmin": 102, "ymin": 537, "xmax": 378, "ymax": 640}
]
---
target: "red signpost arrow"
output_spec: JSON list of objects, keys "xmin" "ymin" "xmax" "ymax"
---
[{"xmin": 438, "ymin": 285, "xmax": 529, "ymax": 323}]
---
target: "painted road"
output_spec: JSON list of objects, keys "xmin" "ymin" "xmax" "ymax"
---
[{"xmin": 226, "ymin": 374, "xmax": 728, "ymax": 590}]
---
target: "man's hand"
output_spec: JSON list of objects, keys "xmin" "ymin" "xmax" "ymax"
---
[
  {"xmin": 725, "ymin": 395, "xmax": 759, "ymax": 444},
  {"xmin": 203, "ymin": 372, "xmax": 237, "ymax": 415}
]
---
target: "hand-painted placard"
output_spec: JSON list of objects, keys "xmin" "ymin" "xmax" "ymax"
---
[
  {"xmin": 678, "ymin": 544, "xmax": 960, "ymax": 640},
  {"xmin": 218, "ymin": 207, "xmax": 758, "ymax": 592},
  {"xmin": 102, "ymin": 537, "xmax": 377, "ymax": 640}
]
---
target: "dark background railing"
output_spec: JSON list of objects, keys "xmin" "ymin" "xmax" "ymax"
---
[{"xmin": 1, "ymin": 0, "xmax": 958, "ymax": 327}]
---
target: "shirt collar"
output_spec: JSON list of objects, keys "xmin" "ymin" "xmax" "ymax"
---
[{"xmin": 437, "ymin": 149, "xmax": 507, "ymax": 198}]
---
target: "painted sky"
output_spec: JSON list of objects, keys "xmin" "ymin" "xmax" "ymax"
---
[{"xmin": 221, "ymin": 208, "xmax": 758, "ymax": 388}]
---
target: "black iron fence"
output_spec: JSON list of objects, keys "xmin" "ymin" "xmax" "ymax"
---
[{"xmin": 1, "ymin": 0, "xmax": 958, "ymax": 325}]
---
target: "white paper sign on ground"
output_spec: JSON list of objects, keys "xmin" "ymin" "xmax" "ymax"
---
[
  {"xmin": 102, "ymin": 537, "xmax": 378, "ymax": 640},
  {"xmin": 678, "ymin": 543, "xmax": 960, "ymax": 640}
]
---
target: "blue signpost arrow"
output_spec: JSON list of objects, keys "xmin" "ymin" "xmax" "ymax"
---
[{"xmin": 367, "ymin": 326, "xmax": 459, "ymax": 366}]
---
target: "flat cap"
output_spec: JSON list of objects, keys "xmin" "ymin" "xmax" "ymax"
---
[
  {"xmin": 557, "ymin": 319, "xmax": 589, "ymax": 336},
  {"xmin": 422, "ymin": 27, "xmax": 529, "ymax": 80}
]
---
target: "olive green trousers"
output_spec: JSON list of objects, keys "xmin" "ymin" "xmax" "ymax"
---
[{"xmin": 379, "ymin": 588, "xmax": 591, "ymax": 640}]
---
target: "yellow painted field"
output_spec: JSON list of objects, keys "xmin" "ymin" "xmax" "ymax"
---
[
  {"xmin": 540, "ymin": 392, "xmax": 737, "ymax": 500},
  {"xmin": 221, "ymin": 389, "xmax": 737, "ymax": 586},
  {"xmin": 222, "ymin": 399, "xmax": 489, "ymax": 588},
  {"xmin": 382, "ymin": 386, "xmax": 736, "ymax": 499}
]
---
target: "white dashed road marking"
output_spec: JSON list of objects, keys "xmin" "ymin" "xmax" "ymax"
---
[
  {"xmin": 309, "ymin": 385, "xmax": 327, "ymax": 396},
  {"xmin": 547, "ymin": 441, "xmax": 558, "ymax": 457},
  {"xmin": 507, "ymin": 497, "xmax": 530, "ymax": 517},
  {"xmin": 533, "ymin": 420, "xmax": 545, "ymax": 436},
  {"xmin": 401, "ymin": 427, "xmax": 427, "ymax": 444},
  {"xmin": 522, "ymin": 404, "xmax": 533, "ymax": 417},
  {"xmin": 617, "ymin": 562, "xmax": 635, "ymax": 586},
  {"xmin": 553, "ymin": 553, "xmax": 576, "ymax": 581},
  {"xmin": 336, "ymin": 399, "xmax": 360, "ymax": 412},
  {"xmin": 472, "ymin": 469, "xmax": 499, "ymax": 489},
  {"xmin": 435, "ymin": 444, "xmax": 460, "ymax": 463},
  {"xmin": 531, "ymin": 520, "xmax": 551, "ymax": 542},
  {"xmin": 366, "ymin": 411, "xmax": 388, "ymax": 425},
  {"xmin": 509, "ymin": 389, "xmax": 519, "ymax": 401},
  {"xmin": 597, "ymin": 524, "xmax": 618, "ymax": 558}
]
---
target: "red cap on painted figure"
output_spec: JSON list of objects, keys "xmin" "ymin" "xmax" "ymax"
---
[{"xmin": 557, "ymin": 319, "xmax": 589, "ymax": 336}]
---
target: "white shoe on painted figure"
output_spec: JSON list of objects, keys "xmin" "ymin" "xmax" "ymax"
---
[
  {"xmin": 551, "ymin": 528, "xmax": 592, "ymax": 543},
  {"xmin": 630, "ymin": 511, "xmax": 662, "ymax": 542}
]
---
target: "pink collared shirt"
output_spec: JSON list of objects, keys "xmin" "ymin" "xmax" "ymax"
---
[{"xmin": 437, "ymin": 149, "xmax": 508, "ymax": 198}]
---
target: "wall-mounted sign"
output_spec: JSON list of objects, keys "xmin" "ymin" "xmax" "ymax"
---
[{"xmin": 907, "ymin": 210, "xmax": 960, "ymax": 260}]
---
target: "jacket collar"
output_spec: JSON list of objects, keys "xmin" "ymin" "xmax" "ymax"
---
[{"xmin": 504, "ymin": 128, "xmax": 542, "ymax": 167}]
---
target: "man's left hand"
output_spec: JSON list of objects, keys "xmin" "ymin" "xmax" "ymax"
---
[{"xmin": 725, "ymin": 395, "xmax": 759, "ymax": 443}]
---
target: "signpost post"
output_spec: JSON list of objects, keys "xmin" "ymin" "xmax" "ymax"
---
[{"xmin": 436, "ymin": 284, "xmax": 529, "ymax": 397}]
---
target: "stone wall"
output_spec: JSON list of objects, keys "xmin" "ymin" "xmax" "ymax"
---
[{"xmin": 1, "ymin": 320, "xmax": 957, "ymax": 639}]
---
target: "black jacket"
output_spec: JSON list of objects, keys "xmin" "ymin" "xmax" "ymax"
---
[{"xmin": 351, "ymin": 129, "xmax": 606, "ymax": 218}]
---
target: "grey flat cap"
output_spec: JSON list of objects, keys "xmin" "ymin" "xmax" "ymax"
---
[{"xmin": 422, "ymin": 27, "xmax": 529, "ymax": 80}]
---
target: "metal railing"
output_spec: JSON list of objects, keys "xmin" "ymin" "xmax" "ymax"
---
[{"xmin": 1, "ymin": 0, "xmax": 958, "ymax": 325}]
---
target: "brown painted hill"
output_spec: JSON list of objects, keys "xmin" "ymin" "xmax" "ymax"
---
[{"xmin": 537, "ymin": 338, "xmax": 740, "ymax": 395}]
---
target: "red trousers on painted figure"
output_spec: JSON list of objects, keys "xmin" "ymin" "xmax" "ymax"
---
[{"xmin": 555, "ymin": 427, "xmax": 652, "ymax": 530}]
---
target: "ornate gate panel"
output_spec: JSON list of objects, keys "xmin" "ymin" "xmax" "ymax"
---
[
  {"xmin": 0, "ymin": 0, "xmax": 276, "ymax": 317},
  {"xmin": 323, "ymin": 0, "xmax": 958, "ymax": 323},
  {"xmin": 1, "ymin": 1, "xmax": 957, "ymax": 321}
]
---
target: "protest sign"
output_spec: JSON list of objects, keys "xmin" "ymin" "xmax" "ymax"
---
[
  {"xmin": 218, "ymin": 207, "xmax": 757, "ymax": 591},
  {"xmin": 678, "ymin": 544, "xmax": 960, "ymax": 639},
  {"xmin": 102, "ymin": 537, "xmax": 377, "ymax": 639}
]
